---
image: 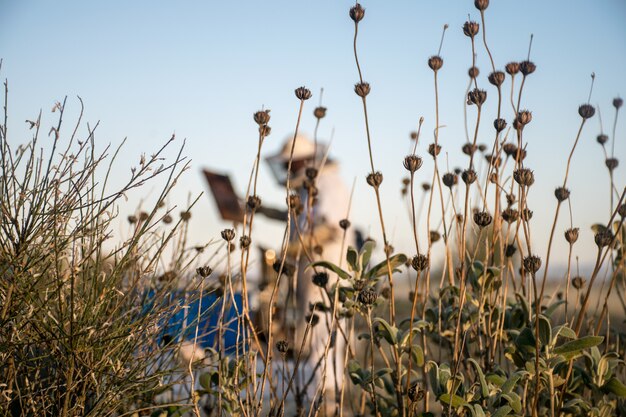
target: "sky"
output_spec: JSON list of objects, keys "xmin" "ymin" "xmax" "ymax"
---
[{"xmin": 1, "ymin": 0, "xmax": 625, "ymax": 276}]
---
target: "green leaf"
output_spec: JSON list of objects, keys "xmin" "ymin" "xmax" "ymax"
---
[
  {"xmin": 347, "ymin": 246, "xmax": 359, "ymax": 272},
  {"xmin": 501, "ymin": 374, "xmax": 521, "ymax": 395},
  {"xmin": 308, "ymin": 261, "xmax": 350, "ymax": 279},
  {"xmin": 602, "ymin": 377, "xmax": 626, "ymax": 397},
  {"xmin": 411, "ymin": 344, "xmax": 425, "ymax": 367},
  {"xmin": 364, "ymin": 253, "xmax": 408, "ymax": 280},
  {"xmin": 360, "ymin": 240, "xmax": 375, "ymax": 270},
  {"xmin": 538, "ymin": 315, "xmax": 552, "ymax": 347},
  {"xmin": 553, "ymin": 335, "xmax": 604, "ymax": 356},
  {"xmin": 439, "ymin": 393, "xmax": 468, "ymax": 408},
  {"xmin": 492, "ymin": 405, "xmax": 512, "ymax": 417},
  {"xmin": 373, "ymin": 317, "xmax": 399, "ymax": 345},
  {"xmin": 473, "ymin": 404, "xmax": 486, "ymax": 417},
  {"xmin": 467, "ymin": 358, "xmax": 489, "ymax": 399}
]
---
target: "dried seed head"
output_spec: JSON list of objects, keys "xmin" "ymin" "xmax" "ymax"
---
[
  {"xmin": 403, "ymin": 155, "xmax": 423, "ymax": 172},
  {"xmin": 474, "ymin": 0, "xmax": 489, "ymax": 11},
  {"xmin": 502, "ymin": 143, "xmax": 517, "ymax": 157},
  {"xmin": 489, "ymin": 172, "xmax": 498, "ymax": 184},
  {"xmin": 564, "ymin": 227, "xmax": 579, "ymax": 244},
  {"xmin": 485, "ymin": 154, "xmax": 501, "ymax": 168},
  {"xmin": 384, "ymin": 244, "xmax": 394, "ymax": 256},
  {"xmin": 442, "ymin": 172, "xmax": 458, "ymax": 188},
  {"xmin": 521, "ymin": 208, "xmax": 533, "ymax": 222},
  {"xmin": 463, "ymin": 21, "xmax": 480, "ymax": 38},
  {"xmin": 488, "ymin": 71, "xmax": 505, "ymax": 87},
  {"xmin": 473, "ymin": 210, "xmax": 492, "ymax": 228},
  {"xmin": 239, "ymin": 235, "xmax": 251, "ymax": 249},
  {"xmin": 501, "ymin": 208, "xmax": 519, "ymax": 223},
  {"xmin": 180, "ymin": 211, "xmax": 191, "ymax": 221},
  {"xmin": 523, "ymin": 255, "xmax": 542, "ymax": 274},
  {"xmin": 273, "ymin": 261, "xmax": 296, "ymax": 277},
  {"xmin": 429, "ymin": 230, "xmax": 441, "ymax": 243},
  {"xmin": 468, "ymin": 66, "xmax": 480, "ymax": 79},
  {"xmin": 618, "ymin": 204, "xmax": 626, "ymax": 218},
  {"xmin": 259, "ymin": 124, "xmax": 271, "ymax": 136},
  {"xmin": 411, "ymin": 254, "xmax": 430, "ymax": 272},
  {"xmin": 462, "ymin": 169, "xmax": 477, "ymax": 184},
  {"xmin": 478, "ymin": 144, "xmax": 487, "ymax": 152},
  {"xmin": 196, "ymin": 266, "xmax": 213, "ymax": 278},
  {"xmin": 139, "ymin": 211, "xmax": 149, "ymax": 221},
  {"xmin": 305, "ymin": 167, "xmax": 318, "ymax": 180},
  {"xmin": 253, "ymin": 109, "xmax": 271, "ymax": 126},
  {"xmin": 221, "ymin": 228, "xmax": 235, "ymax": 241},
  {"xmin": 494, "ymin": 118, "xmax": 507, "ymax": 132},
  {"xmin": 614, "ymin": 97, "xmax": 623, "ymax": 109},
  {"xmin": 596, "ymin": 134, "xmax": 609, "ymax": 145},
  {"xmin": 505, "ymin": 244, "xmax": 517, "ymax": 257},
  {"xmin": 428, "ymin": 143, "xmax": 442, "ymax": 157},
  {"xmin": 408, "ymin": 384, "xmax": 425, "ymax": 402},
  {"xmin": 339, "ymin": 218, "xmax": 351, "ymax": 230},
  {"xmin": 288, "ymin": 194, "xmax": 301, "ymax": 209},
  {"xmin": 468, "ymin": 88, "xmax": 487, "ymax": 106},
  {"xmin": 428, "ymin": 55, "xmax": 444, "ymax": 72},
  {"xmin": 519, "ymin": 60, "xmax": 536, "ymax": 76},
  {"xmin": 572, "ymin": 276, "xmax": 585, "ymax": 290},
  {"xmin": 312, "ymin": 271, "xmax": 329, "ymax": 288},
  {"xmin": 402, "ymin": 177, "xmax": 411, "ymax": 186},
  {"xmin": 381, "ymin": 286, "xmax": 391, "ymax": 299},
  {"xmin": 454, "ymin": 167, "xmax": 462, "ymax": 175},
  {"xmin": 313, "ymin": 245, "xmax": 324, "ymax": 256},
  {"xmin": 605, "ymin": 158, "xmax": 619, "ymax": 171},
  {"xmin": 353, "ymin": 279, "xmax": 366, "ymax": 291},
  {"xmin": 513, "ymin": 168, "xmax": 535, "ymax": 187},
  {"xmin": 127, "ymin": 215, "xmax": 137, "ymax": 224},
  {"xmin": 366, "ymin": 171, "xmax": 383, "ymax": 188},
  {"xmin": 354, "ymin": 82, "xmax": 371, "ymax": 98},
  {"xmin": 506, "ymin": 193, "xmax": 516, "ymax": 206},
  {"xmin": 515, "ymin": 148, "xmax": 528, "ymax": 161},
  {"xmin": 421, "ymin": 182, "xmax": 431, "ymax": 192},
  {"xmin": 578, "ymin": 104, "xmax": 595, "ymax": 119},
  {"xmin": 594, "ymin": 229, "xmax": 613, "ymax": 247},
  {"xmin": 505, "ymin": 62, "xmax": 520, "ymax": 75},
  {"xmin": 516, "ymin": 110, "xmax": 533, "ymax": 126},
  {"xmin": 295, "ymin": 86, "xmax": 312, "ymax": 100},
  {"xmin": 462, "ymin": 143, "xmax": 478, "ymax": 155},
  {"xmin": 276, "ymin": 340, "xmax": 289, "ymax": 355},
  {"xmin": 162, "ymin": 214, "xmax": 173, "ymax": 224},
  {"xmin": 314, "ymin": 106, "xmax": 327, "ymax": 119},
  {"xmin": 247, "ymin": 195, "xmax": 262, "ymax": 211},
  {"xmin": 554, "ymin": 187, "xmax": 570, "ymax": 202},
  {"xmin": 306, "ymin": 314, "xmax": 320, "ymax": 326},
  {"xmin": 349, "ymin": 3, "xmax": 365, "ymax": 23},
  {"xmin": 358, "ymin": 287, "xmax": 378, "ymax": 306}
]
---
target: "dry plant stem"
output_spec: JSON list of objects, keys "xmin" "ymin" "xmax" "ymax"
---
[
  {"xmin": 365, "ymin": 308, "xmax": 381, "ymax": 417},
  {"xmin": 188, "ymin": 278, "xmax": 204, "ymax": 417},
  {"xmin": 259, "ymin": 98, "xmax": 306, "ymax": 408},
  {"xmin": 353, "ymin": 18, "xmax": 404, "ymax": 414},
  {"xmin": 539, "ymin": 118, "xmax": 587, "ymax": 307}
]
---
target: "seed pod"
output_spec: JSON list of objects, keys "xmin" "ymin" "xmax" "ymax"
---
[
  {"xmin": 502, "ymin": 143, "xmax": 517, "ymax": 157},
  {"xmin": 505, "ymin": 62, "xmax": 520, "ymax": 75},
  {"xmin": 578, "ymin": 104, "xmax": 595, "ymax": 119},
  {"xmin": 478, "ymin": 144, "xmax": 487, "ymax": 152},
  {"xmin": 506, "ymin": 193, "xmax": 516, "ymax": 206},
  {"xmin": 421, "ymin": 182, "xmax": 431, "ymax": 192},
  {"xmin": 442, "ymin": 172, "xmax": 458, "ymax": 188},
  {"xmin": 468, "ymin": 88, "xmax": 487, "ymax": 106},
  {"xmin": 403, "ymin": 155, "xmax": 423, "ymax": 172},
  {"xmin": 253, "ymin": 110, "xmax": 271, "ymax": 126},
  {"xmin": 523, "ymin": 255, "xmax": 542, "ymax": 274},
  {"xmin": 516, "ymin": 110, "xmax": 533, "ymax": 126},
  {"xmin": 519, "ymin": 60, "xmax": 536, "ymax": 76},
  {"xmin": 505, "ymin": 244, "xmax": 517, "ymax": 257},
  {"xmin": 428, "ymin": 55, "xmax": 444, "ymax": 72},
  {"xmin": 221, "ymin": 228, "xmax": 235, "ymax": 241},
  {"xmin": 474, "ymin": 0, "xmax": 489, "ymax": 11},
  {"xmin": 381, "ymin": 287, "xmax": 391, "ymax": 299},
  {"xmin": 349, "ymin": 3, "xmax": 365, "ymax": 23},
  {"xmin": 196, "ymin": 266, "xmax": 213, "ymax": 278},
  {"xmin": 613, "ymin": 97, "xmax": 623, "ymax": 109},
  {"xmin": 596, "ymin": 134, "xmax": 609, "ymax": 145},
  {"xmin": 366, "ymin": 171, "xmax": 383, "ymax": 188},
  {"xmin": 312, "ymin": 271, "xmax": 329, "ymax": 288},
  {"xmin": 462, "ymin": 143, "xmax": 477, "ymax": 155},
  {"xmin": 128, "ymin": 215, "xmax": 137, "ymax": 224},
  {"xmin": 305, "ymin": 167, "xmax": 318, "ymax": 180},
  {"xmin": 180, "ymin": 211, "xmax": 192, "ymax": 221},
  {"xmin": 384, "ymin": 244, "xmax": 394, "ymax": 256},
  {"xmin": 515, "ymin": 148, "xmax": 527, "ymax": 161},
  {"xmin": 494, "ymin": 118, "xmax": 507, "ymax": 132},
  {"xmin": 513, "ymin": 168, "xmax": 535, "ymax": 187},
  {"xmin": 485, "ymin": 154, "xmax": 501, "ymax": 168},
  {"xmin": 456, "ymin": 214, "xmax": 464, "ymax": 223},
  {"xmin": 468, "ymin": 66, "xmax": 480, "ymax": 79},
  {"xmin": 474, "ymin": 211, "xmax": 492, "ymax": 228},
  {"xmin": 339, "ymin": 218, "xmax": 351, "ymax": 230},
  {"xmin": 354, "ymin": 82, "xmax": 371, "ymax": 98},
  {"xmin": 247, "ymin": 195, "xmax": 262, "ymax": 211},
  {"xmin": 358, "ymin": 287, "xmax": 378, "ymax": 306},
  {"xmin": 276, "ymin": 340, "xmax": 289, "ymax": 355},
  {"xmin": 502, "ymin": 208, "xmax": 519, "ymax": 223},
  {"xmin": 239, "ymin": 235, "xmax": 251, "ymax": 249},
  {"xmin": 521, "ymin": 208, "xmax": 533, "ymax": 222},
  {"xmin": 162, "ymin": 214, "xmax": 173, "ymax": 224},
  {"xmin": 572, "ymin": 276, "xmax": 585, "ymax": 290},
  {"xmin": 605, "ymin": 158, "xmax": 619, "ymax": 171},
  {"xmin": 618, "ymin": 204, "xmax": 626, "ymax": 218},
  {"xmin": 259, "ymin": 124, "xmax": 272, "ymax": 136},
  {"xmin": 463, "ymin": 21, "xmax": 480, "ymax": 38},
  {"xmin": 314, "ymin": 106, "xmax": 327, "ymax": 119},
  {"xmin": 554, "ymin": 187, "xmax": 570, "ymax": 202},
  {"xmin": 594, "ymin": 229, "xmax": 613, "ymax": 247},
  {"xmin": 462, "ymin": 169, "xmax": 477, "ymax": 184},
  {"xmin": 294, "ymin": 86, "xmax": 312, "ymax": 100},
  {"xmin": 139, "ymin": 211, "xmax": 149, "ymax": 221},
  {"xmin": 488, "ymin": 71, "xmax": 505, "ymax": 87},
  {"xmin": 428, "ymin": 143, "xmax": 442, "ymax": 157},
  {"xmin": 411, "ymin": 254, "xmax": 430, "ymax": 272},
  {"xmin": 564, "ymin": 228, "xmax": 579, "ymax": 244},
  {"xmin": 408, "ymin": 384, "xmax": 425, "ymax": 402},
  {"xmin": 429, "ymin": 230, "xmax": 441, "ymax": 243}
]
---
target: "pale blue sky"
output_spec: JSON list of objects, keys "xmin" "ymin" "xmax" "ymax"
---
[{"xmin": 1, "ymin": 1, "xmax": 625, "ymax": 272}]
